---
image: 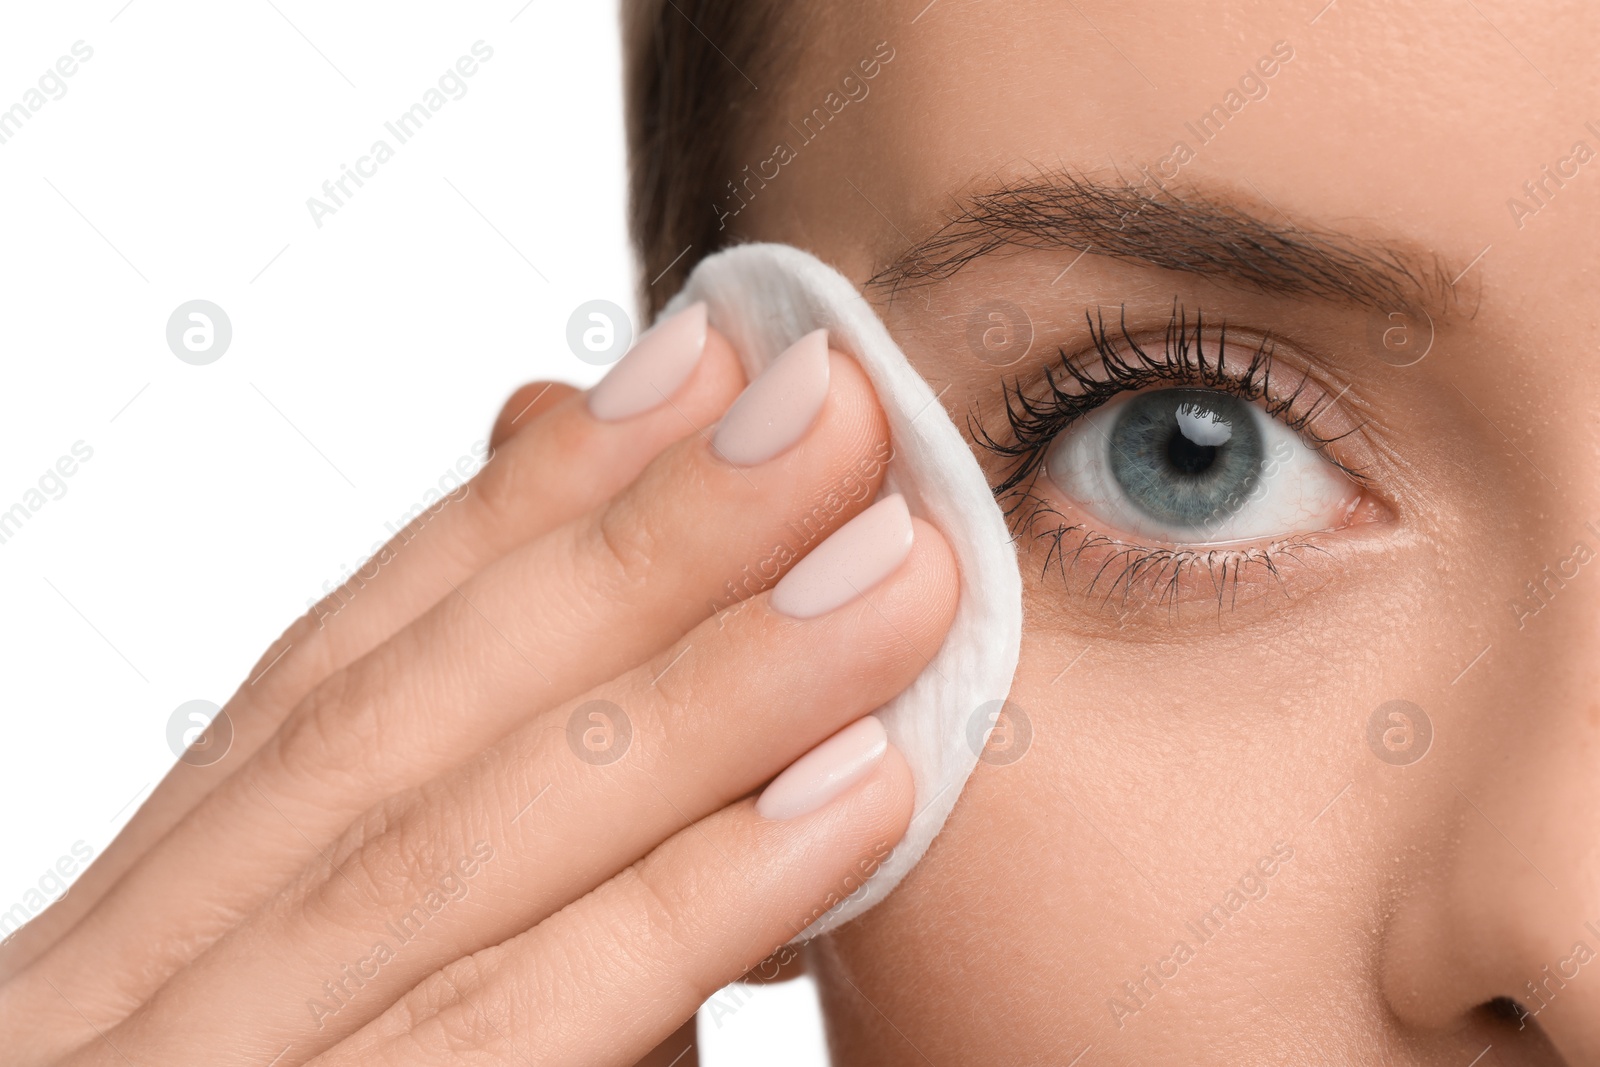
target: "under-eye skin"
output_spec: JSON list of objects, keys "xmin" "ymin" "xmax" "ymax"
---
[{"xmin": 970, "ymin": 302, "xmax": 1391, "ymax": 609}]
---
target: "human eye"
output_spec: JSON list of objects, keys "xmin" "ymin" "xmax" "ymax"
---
[
  {"xmin": 976, "ymin": 303, "xmax": 1389, "ymax": 607},
  {"xmin": 1047, "ymin": 387, "xmax": 1356, "ymax": 544}
]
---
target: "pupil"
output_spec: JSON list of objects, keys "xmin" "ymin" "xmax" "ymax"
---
[
  {"xmin": 1166, "ymin": 429, "xmax": 1219, "ymax": 476},
  {"xmin": 1104, "ymin": 388, "xmax": 1265, "ymax": 530}
]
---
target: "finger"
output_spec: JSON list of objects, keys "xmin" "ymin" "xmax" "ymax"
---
[
  {"xmin": 79, "ymin": 510, "xmax": 952, "ymax": 1059},
  {"xmin": 633, "ymin": 1019, "xmax": 698, "ymax": 1067},
  {"xmin": 316, "ymin": 726, "xmax": 914, "ymax": 1067},
  {"xmin": 488, "ymin": 380, "xmax": 576, "ymax": 450},
  {"xmin": 739, "ymin": 944, "xmax": 807, "ymax": 985},
  {"xmin": 0, "ymin": 315, "xmax": 736, "ymax": 982},
  {"xmin": 12, "ymin": 343, "xmax": 893, "ymax": 1032},
  {"xmin": 0, "ymin": 317, "xmax": 739, "ymax": 1016}
]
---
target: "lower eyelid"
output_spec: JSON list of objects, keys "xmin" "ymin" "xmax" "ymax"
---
[
  {"xmin": 998, "ymin": 471, "xmax": 1396, "ymax": 617},
  {"xmin": 972, "ymin": 310, "xmax": 1395, "ymax": 603},
  {"xmin": 1010, "ymin": 508, "xmax": 1334, "ymax": 615},
  {"xmin": 996, "ymin": 396, "xmax": 1393, "ymax": 615}
]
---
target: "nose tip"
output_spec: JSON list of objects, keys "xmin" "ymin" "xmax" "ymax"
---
[{"xmin": 1379, "ymin": 810, "xmax": 1600, "ymax": 1063}]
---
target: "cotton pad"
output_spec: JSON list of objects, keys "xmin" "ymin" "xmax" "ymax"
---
[{"xmin": 663, "ymin": 243, "xmax": 1024, "ymax": 938}]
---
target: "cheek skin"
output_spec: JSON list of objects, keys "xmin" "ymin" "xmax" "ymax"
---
[
  {"xmin": 816, "ymin": 517, "xmax": 1600, "ymax": 1062},
  {"xmin": 812, "ymin": 610, "xmax": 1422, "ymax": 1059},
  {"xmin": 735, "ymin": 0, "xmax": 1600, "ymax": 1061}
]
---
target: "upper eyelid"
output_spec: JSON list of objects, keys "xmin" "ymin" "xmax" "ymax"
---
[{"xmin": 971, "ymin": 305, "xmax": 1371, "ymax": 495}]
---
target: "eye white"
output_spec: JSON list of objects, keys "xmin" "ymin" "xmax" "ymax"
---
[{"xmin": 1043, "ymin": 389, "xmax": 1360, "ymax": 545}]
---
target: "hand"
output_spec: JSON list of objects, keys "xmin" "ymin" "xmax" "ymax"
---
[{"xmin": 0, "ymin": 311, "xmax": 959, "ymax": 1066}]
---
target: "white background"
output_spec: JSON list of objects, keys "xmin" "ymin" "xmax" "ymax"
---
[{"xmin": 0, "ymin": 2, "xmax": 824, "ymax": 1061}]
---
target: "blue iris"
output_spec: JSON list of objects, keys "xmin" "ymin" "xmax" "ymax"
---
[{"xmin": 1106, "ymin": 389, "xmax": 1264, "ymax": 530}]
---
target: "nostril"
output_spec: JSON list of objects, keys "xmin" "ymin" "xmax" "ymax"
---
[
  {"xmin": 1476, "ymin": 997, "xmax": 1571, "ymax": 1062},
  {"xmin": 1484, "ymin": 995, "xmax": 1528, "ymax": 1024}
]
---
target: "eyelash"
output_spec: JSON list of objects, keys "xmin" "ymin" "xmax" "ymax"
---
[{"xmin": 970, "ymin": 302, "xmax": 1365, "ymax": 609}]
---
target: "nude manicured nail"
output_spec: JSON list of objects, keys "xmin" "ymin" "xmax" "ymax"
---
[
  {"xmin": 587, "ymin": 302, "xmax": 708, "ymax": 422},
  {"xmin": 770, "ymin": 494, "xmax": 914, "ymax": 619},
  {"xmin": 712, "ymin": 329, "xmax": 831, "ymax": 466},
  {"xmin": 757, "ymin": 716, "xmax": 890, "ymax": 821}
]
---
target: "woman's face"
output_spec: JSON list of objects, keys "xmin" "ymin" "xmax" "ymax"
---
[{"xmin": 729, "ymin": 1, "xmax": 1600, "ymax": 1062}]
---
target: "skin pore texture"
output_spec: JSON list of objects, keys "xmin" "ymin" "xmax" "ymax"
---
[{"xmin": 725, "ymin": 1, "xmax": 1600, "ymax": 1063}]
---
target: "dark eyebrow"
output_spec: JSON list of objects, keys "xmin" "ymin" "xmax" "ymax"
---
[{"xmin": 867, "ymin": 171, "xmax": 1464, "ymax": 316}]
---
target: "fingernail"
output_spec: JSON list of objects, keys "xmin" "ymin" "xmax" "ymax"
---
[
  {"xmin": 587, "ymin": 302, "xmax": 708, "ymax": 422},
  {"xmin": 770, "ymin": 494, "xmax": 913, "ymax": 619},
  {"xmin": 711, "ymin": 329, "xmax": 831, "ymax": 466},
  {"xmin": 757, "ymin": 716, "xmax": 889, "ymax": 821}
]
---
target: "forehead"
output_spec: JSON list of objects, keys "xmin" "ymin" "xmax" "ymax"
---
[{"xmin": 740, "ymin": 0, "xmax": 1595, "ymax": 304}]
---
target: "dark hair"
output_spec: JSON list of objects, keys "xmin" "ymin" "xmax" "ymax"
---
[{"xmin": 622, "ymin": 0, "xmax": 785, "ymax": 318}]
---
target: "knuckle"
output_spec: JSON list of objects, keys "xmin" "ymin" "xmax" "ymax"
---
[
  {"xmin": 247, "ymin": 610, "xmax": 328, "ymax": 697},
  {"xmin": 571, "ymin": 673, "xmax": 668, "ymax": 779},
  {"xmin": 492, "ymin": 380, "xmax": 573, "ymax": 443},
  {"xmin": 267, "ymin": 664, "xmax": 380, "ymax": 791},
  {"xmin": 322, "ymin": 793, "xmax": 404, "ymax": 876},
  {"xmin": 591, "ymin": 497, "xmax": 665, "ymax": 592},
  {"xmin": 393, "ymin": 955, "xmax": 524, "ymax": 1064},
  {"xmin": 338, "ymin": 794, "xmax": 461, "ymax": 917},
  {"xmin": 640, "ymin": 612, "xmax": 766, "ymax": 741},
  {"xmin": 638, "ymin": 647, "xmax": 709, "ymax": 740},
  {"xmin": 463, "ymin": 442, "xmax": 529, "ymax": 526},
  {"xmin": 611, "ymin": 858, "xmax": 700, "ymax": 967},
  {"xmin": 276, "ymin": 792, "xmax": 406, "ymax": 918},
  {"xmin": 473, "ymin": 396, "xmax": 587, "ymax": 526}
]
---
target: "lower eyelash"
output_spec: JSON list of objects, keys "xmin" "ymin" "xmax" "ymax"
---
[
  {"xmin": 971, "ymin": 301, "xmax": 1359, "ymax": 611},
  {"xmin": 1008, "ymin": 483, "xmax": 1331, "ymax": 614}
]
